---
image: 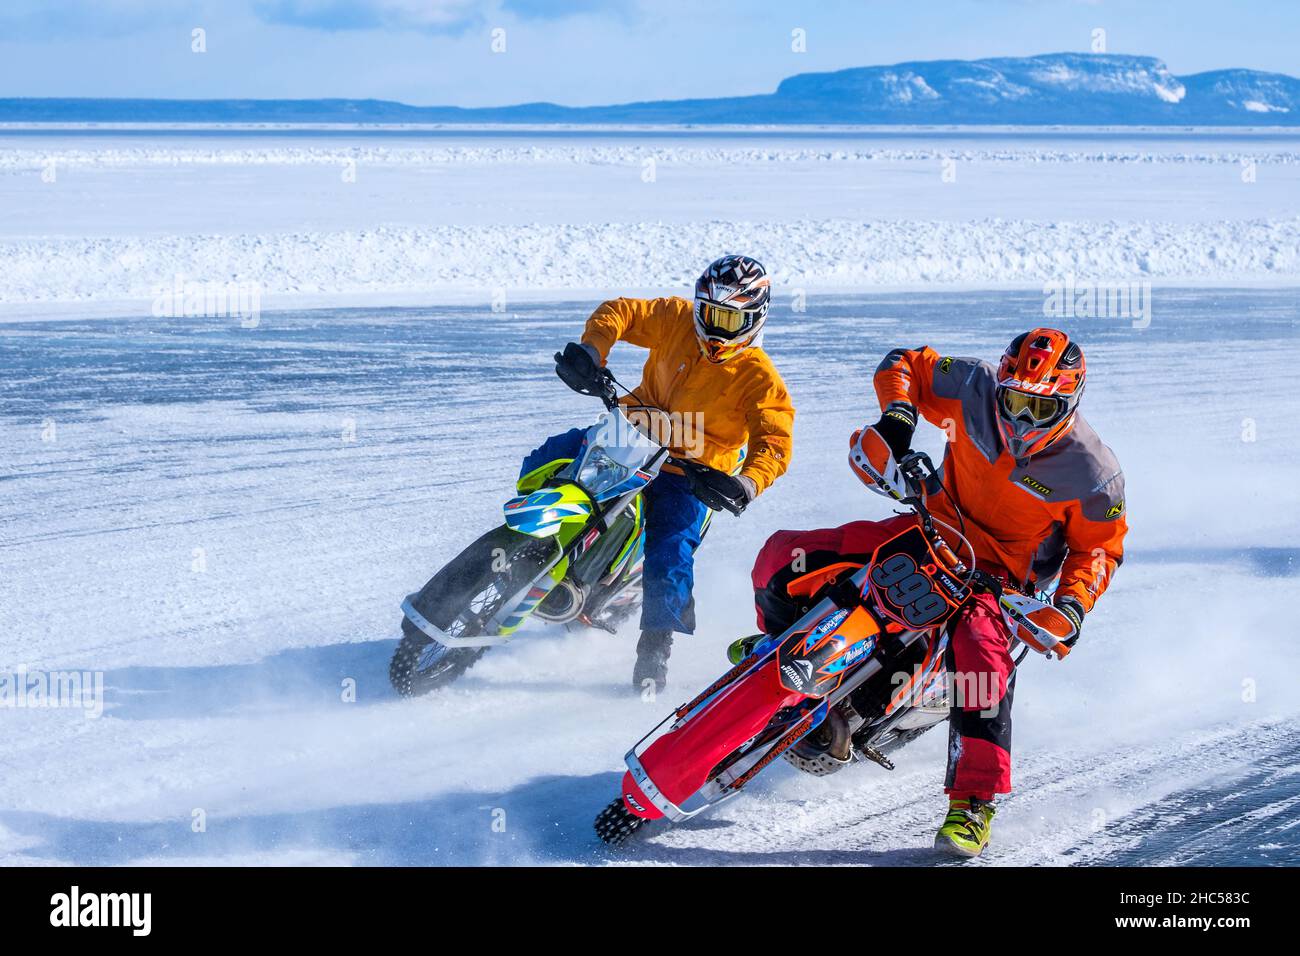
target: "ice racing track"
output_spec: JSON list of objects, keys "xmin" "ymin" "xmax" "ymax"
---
[{"xmin": 1, "ymin": 291, "xmax": 1297, "ymax": 866}]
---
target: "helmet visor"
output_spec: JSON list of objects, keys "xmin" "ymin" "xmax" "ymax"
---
[
  {"xmin": 697, "ymin": 301, "xmax": 756, "ymax": 340},
  {"xmin": 999, "ymin": 387, "xmax": 1063, "ymax": 425}
]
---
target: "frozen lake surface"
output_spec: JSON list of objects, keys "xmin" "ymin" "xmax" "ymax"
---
[{"xmin": 2, "ymin": 289, "xmax": 1296, "ymax": 865}]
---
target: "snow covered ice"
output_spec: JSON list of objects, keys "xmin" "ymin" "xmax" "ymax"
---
[{"xmin": 1, "ymin": 129, "xmax": 1298, "ymax": 866}]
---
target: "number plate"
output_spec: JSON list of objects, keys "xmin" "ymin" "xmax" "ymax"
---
[{"xmin": 865, "ymin": 526, "xmax": 969, "ymax": 630}]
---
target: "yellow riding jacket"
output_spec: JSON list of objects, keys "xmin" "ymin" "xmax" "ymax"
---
[{"xmin": 582, "ymin": 296, "xmax": 795, "ymax": 496}]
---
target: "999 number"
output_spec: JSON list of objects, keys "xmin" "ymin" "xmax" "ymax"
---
[{"xmin": 869, "ymin": 553, "xmax": 949, "ymax": 627}]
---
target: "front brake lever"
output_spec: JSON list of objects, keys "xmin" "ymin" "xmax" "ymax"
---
[{"xmin": 897, "ymin": 451, "xmax": 934, "ymax": 503}]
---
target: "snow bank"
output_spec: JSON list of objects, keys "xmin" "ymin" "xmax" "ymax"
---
[
  {"xmin": 4, "ymin": 144, "xmax": 1300, "ymax": 171},
  {"xmin": 4, "ymin": 217, "xmax": 1298, "ymax": 304}
]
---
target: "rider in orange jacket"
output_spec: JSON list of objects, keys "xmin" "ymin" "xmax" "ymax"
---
[
  {"xmin": 751, "ymin": 328, "xmax": 1126, "ymax": 856},
  {"xmin": 873, "ymin": 337, "xmax": 1126, "ymax": 616}
]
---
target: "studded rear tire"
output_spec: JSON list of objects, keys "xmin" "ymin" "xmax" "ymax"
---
[{"xmin": 783, "ymin": 707, "xmax": 853, "ymax": 776}]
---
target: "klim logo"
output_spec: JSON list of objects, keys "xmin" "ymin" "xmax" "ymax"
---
[{"xmin": 1020, "ymin": 475, "xmax": 1053, "ymax": 497}]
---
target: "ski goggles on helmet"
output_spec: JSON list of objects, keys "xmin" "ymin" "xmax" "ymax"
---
[
  {"xmin": 998, "ymin": 386, "xmax": 1063, "ymax": 425},
  {"xmin": 696, "ymin": 301, "xmax": 758, "ymax": 340}
]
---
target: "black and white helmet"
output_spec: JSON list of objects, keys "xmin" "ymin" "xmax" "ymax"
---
[{"xmin": 693, "ymin": 255, "xmax": 770, "ymax": 363}]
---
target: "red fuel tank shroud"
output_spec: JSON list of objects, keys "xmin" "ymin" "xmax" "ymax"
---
[{"xmin": 620, "ymin": 660, "xmax": 803, "ymax": 819}]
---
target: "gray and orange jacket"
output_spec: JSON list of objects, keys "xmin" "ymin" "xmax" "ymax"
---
[{"xmin": 875, "ymin": 346, "xmax": 1127, "ymax": 613}]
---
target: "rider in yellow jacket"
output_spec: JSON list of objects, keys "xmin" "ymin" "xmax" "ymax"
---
[
  {"xmin": 582, "ymin": 296, "xmax": 794, "ymax": 497},
  {"xmin": 526, "ymin": 255, "xmax": 795, "ymax": 691}
]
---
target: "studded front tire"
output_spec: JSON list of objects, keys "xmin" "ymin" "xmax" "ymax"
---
[
  {"xmin": 391, "ymin": 526, "xmax": 551, "ymax": 697},
  {"xmin": 783, "ymin": 707, "xmax": 853, "ymax": 776},
  {"xmin": 594, "ymin": 798, "xmax": 646, "ymax": 847},
  {"xmin": 389, "ymin": 620, "xmax": 487, "ymax": 697}
]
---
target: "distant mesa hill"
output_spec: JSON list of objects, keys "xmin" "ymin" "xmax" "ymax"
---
[{"xmin": 4, "ymin": 53, "xmax": 1299, "ymax": 125}]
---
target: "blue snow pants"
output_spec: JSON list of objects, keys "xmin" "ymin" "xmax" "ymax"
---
[{"xmin": 520, "ymin": 429, "xmax": 710, "ymax": 634}]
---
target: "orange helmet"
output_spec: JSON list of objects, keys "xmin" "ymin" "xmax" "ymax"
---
[{"xmin": 995, "ymin": 328, "xmax": 1086, "ymax": 458}]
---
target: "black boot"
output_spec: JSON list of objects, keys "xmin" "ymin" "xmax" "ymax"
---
[{"xmin": 632, "ymin": 629, "xmax": 673, "ymax": 694}]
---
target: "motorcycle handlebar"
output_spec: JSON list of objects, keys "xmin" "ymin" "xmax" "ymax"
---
[
  {"xmin": 567, "ymin": 381, "xmax": 736, "ymax": 495},
  {"xmin": 573, "ymin": 372, "xmax": 731, "ymax": 485},
  {"xmin": 896, "ymin": 451, "xmax": 937, "ymax": 516},
  {"xmin": 571, "ymin": 369, "xmax": 739, "ymax": 512}
]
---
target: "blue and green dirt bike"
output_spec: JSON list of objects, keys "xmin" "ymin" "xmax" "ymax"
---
[{"xmin": 389, "ymin": 384, "xmax": 735, "ymax": 696}]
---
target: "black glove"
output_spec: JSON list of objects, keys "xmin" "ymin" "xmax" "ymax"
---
[
  {"xmin": 873, "ymin": 402, "xmax": 917, "ymax": 461},
  {"xmin": 554, "ymin": 342, "xmax": 614, "ymax": 403},
  {"xmin": 1054, "ymin": 595, "xmax": 1085, "ymax": 646},
  {"xmin": 682, "ymin": 463, "xmax": 751, "ymax": 516}
]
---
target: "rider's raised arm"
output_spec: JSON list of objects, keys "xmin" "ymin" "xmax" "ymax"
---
[
  {"xmin": 1057, "ymin": 470, "xmax": 1128, "ymax": 613},
  {"xmin": 581, "ymin": 296, "xmax": 685, "ymax": 362},
  {"xmin": 872, "ymin": 345, "xmax": 955, "ymax": 428},
  {"xmin": 739, "ymin": 368, "xmax": 795, "ymax": 497}
]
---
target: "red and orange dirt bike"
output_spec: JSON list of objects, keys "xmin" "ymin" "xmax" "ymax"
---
[{"xmin": 595, "ymin": 426, "xmax": 1080, "ymax": 846}]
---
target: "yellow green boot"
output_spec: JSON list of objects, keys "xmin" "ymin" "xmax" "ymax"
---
[
  {"xmin": 934, "ymin": 797, "xmax": 996, "ymax": 857},
  {"xmin": 727, "ymin": 634, "xmax": 765, "ymax": 664}
]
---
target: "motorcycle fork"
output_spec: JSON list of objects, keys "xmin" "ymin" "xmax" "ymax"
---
[{"xmin": 486, "ymin": 539, "xmax": 571, "ymax": 637}]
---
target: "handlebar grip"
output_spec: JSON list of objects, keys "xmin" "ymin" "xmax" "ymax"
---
[{"xmin": 671, "ymin": 457, "xmax": 746, "ymax": 515}]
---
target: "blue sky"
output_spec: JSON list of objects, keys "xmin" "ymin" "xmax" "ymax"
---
[{"xmin": 1, "ymin": 0, "xmax": 1296, "ymax": 106}]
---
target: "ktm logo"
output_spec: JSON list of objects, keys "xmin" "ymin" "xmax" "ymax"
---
[
  {"xmin": 1105, "ymin": 500, "xmax": 1125, "ymax": 519},
  {"xmin": 1020, "ymin": 475, "xmax": 1052, "ymax": 496},
  {"xmin": 1005, "ymin": 378, "xmax": 1054, "ymax": 395}
]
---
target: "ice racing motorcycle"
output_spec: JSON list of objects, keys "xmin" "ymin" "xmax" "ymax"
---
[
  {"xmin": 391, "ymin": 353, "xmax": 740, "ymax": 697},
  {"xmin": 594, "ymin": 425, "xmax": 1079, "ymax": 846}
]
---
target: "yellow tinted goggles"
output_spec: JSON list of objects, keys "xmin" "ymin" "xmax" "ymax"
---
[
  {"xmin": 699, "ymin": 302, "xmax": 751, "ymax": 336},
  {"xmin": 1000, "ymin": 388, "xmax": 1062, "ymax": 423}
]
